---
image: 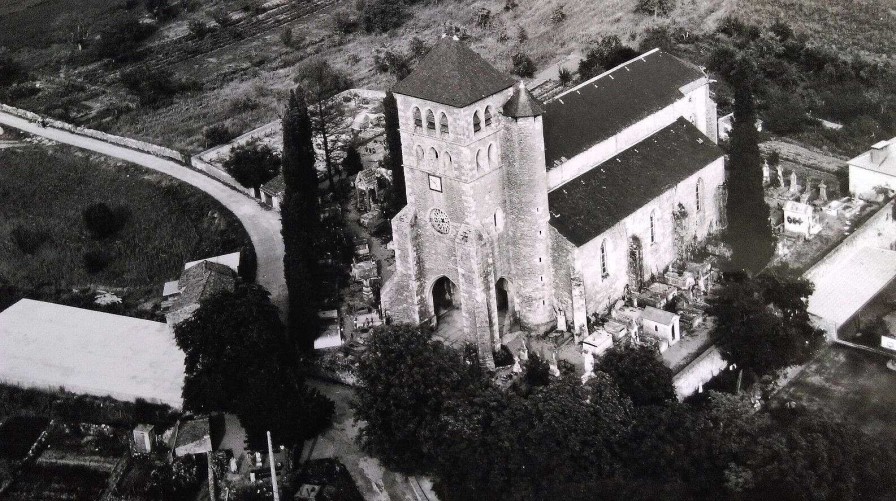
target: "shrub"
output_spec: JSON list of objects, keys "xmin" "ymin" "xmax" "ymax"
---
[
  {"xmin": 362, "ymin": 0, "xmax": 409, "ymax": 34},
  {"xmin": 202, "ymin": 124, "xmax": 236, "ymax": 147},
  {"xmin": 222, "ymin": 141, "xmax": 280, "ymax": 196},
  {"xmin": 558, "ymin": 67, "xmax": 572, "ymax": 85},
  {"xmin": 511, "ymin": 52, "xmax": 536, "ymax": 78},
  {"xmin": 524, "ymin": 353, "xmax": 551, "ymax": 386},
  {"xmin": 10, "ymin": 225, "xmax": 49, "ymax": 255},
  {"xmin": 83, "ymin": 202, "xmax": 129, "ymax": 239},
  {"xmin": 83, "ymin": 249, "xmax": 114, "ymax": 273},
  {"xmin": 550, "ymin": 5, "xmax": 566, "ymax": 23},
  {"xmin": 333, "ymin": 9, "xmax": 359, "ymax": 34},
  {"xmin": 578, "ymin": 36, "xmax": 641, "ymax": 81},
  {"xmin": 120, "ymin": 66, "xmax": 191, "ymax": 106},
  {"xmin": 635, "ymin": 0, "xmax": 672, "ymax": 17},
  {"xmin": 763, "ymin": 91, "xmax": 807, "ymax": 135},
  {"xmin": 493, "ymin": 345, "xmax": 514, "ymax": 367},
  {"xmin": 0, "ymin": 55, "xmax": 26, "ymax": 88},
  {"xmin": 212, "ymin": 9, "xmax": 234, "ymax": 27},
  {"xmin": 92, "ymin": 17, "xmax": 157, "ymax": 63},
  {"xmin": 187, "ymin": 20, "xmax": 211, "ymax": 39}
]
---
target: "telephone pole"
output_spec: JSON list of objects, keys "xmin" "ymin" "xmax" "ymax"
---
[{"xmin": 267, "ymin": 430, "xmax": 280, "ymax": 501}]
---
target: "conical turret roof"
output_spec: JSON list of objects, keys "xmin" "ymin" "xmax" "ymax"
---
[
  {"xmin": 392, "ymin": 36, "xmax": 515, "ymax": 108},
  {"xmin": 502, "ymin": 81, "xmax": 544, "ymax": 118}
]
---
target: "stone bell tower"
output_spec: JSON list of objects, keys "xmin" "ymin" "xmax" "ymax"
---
[{"xmin": 381, "ymin": 36, "xmax": 556, "ymax": 367}]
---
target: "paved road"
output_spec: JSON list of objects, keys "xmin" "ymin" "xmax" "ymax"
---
[{"xmin": 0, "ymin": 111, "xmax": 287, "ymax": 314}]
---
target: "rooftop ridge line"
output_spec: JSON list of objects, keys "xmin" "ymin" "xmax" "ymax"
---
[{"xmin": 547, "ymin": 48, "xmax": 661, "ymax": 104}]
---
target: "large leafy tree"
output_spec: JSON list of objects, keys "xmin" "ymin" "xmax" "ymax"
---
[
  {"xmin": 724, "ymin": 57, "xmax": 775, "ymax": 274},
  {"xmin": 281, "ymin": 88, "xmax": 322, "ymax": 349},
  {"xmin": 222, "ymin": 141, "xmax": 280, "ymax": 198},
  {"xmin": 174, "ymin": 284, "xmax": 333, "ymax": 446},
  {"xmin": 354, "ymin": 324, "xmax": 477, "ymax": 473},
  {"xmin": 710, "ymin": 269, "xmax": 824, "ymax": 379},
  {"xmin": 597, "ymin": 344, "xmax": 676, "ymax": 407},
  {"xmin": 382, "ymin": 91, "xmax": 406, "ymax": 218}
]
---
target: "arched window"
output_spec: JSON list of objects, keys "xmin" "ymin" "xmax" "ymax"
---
[
  {"xmin": 650, "ymin": 210, "xmax": 656, "ymax": 243},
  {"xmin": 484, "ymin": 106, "xmax": 493, "ymax": 127},
  {"xmin": 415, "ymin": 145, "xmax": 424, "ymax": 163},
  {"xmin": 442, "ymin": 151, "xmax": 452, "ymax": 170},
  {"xmin": 426, "ymin": 110, "xmax": 436, "ymax": 131},
  {"xmin": 696, "ymin": 178, "xmax": 704, "ymax": 212},
  {"xmin": 428, "ymin": 147, "xmax": 439, "ymax": 162},
  {"xmin": 413, "ymin": 107, "xmax": 422, "ymax": 128},
  {"xmin": 439, "ymin": 113, "xmax": 449, "ymax": 135},
  {"xmin": 473, "ymin": 111, "xmax": 482, "ymax": 133},
  {"xmin": 600, "ymin": 240, "xmax": 608, "ymax": 277},
  {"xmin": 487, "ymin": 143, "xmax": 496, "ymax": 165},
  {"xmin": 476, "ymin": 149, "xmax": 485, "ymax": 171}
]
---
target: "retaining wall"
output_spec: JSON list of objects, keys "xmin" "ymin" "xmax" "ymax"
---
[
  {"xmin": 0, "ymin": 104, "xmax": 187, "ymax": 163},
  {"xmin": 672, "ymin": 345, "xmax": 730, "ymax": 400}
]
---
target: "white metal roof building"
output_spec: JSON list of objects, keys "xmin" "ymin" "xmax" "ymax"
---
[
  {"xmin": 0, "ymin": 299, "xmax": 185, "ymax": 407},
  {"xmin": 806, "ymin": 247, "xmax": 896, "ymax": 336}
]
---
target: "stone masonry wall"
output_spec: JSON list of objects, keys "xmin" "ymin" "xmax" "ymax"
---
[{"xmin": 575, "ymin": 157, "xmax": 725, "ymax": 316}]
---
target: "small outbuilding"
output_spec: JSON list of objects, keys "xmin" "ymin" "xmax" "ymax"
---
[{"xmin": 641, "ymin": 306, "xmax": 681, "ymax": 346}]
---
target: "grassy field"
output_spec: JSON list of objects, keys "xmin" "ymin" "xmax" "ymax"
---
[
  {"xmin": 0, "ymin": 145, "xmax": 251, "ymax": 313},
  {"xmin": 1, "ymin": 0, "xmax": 894, "ymax": 152}
]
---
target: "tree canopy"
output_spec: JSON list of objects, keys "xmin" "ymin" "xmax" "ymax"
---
[
  {"xmin": 597, "ymin": 344, "xmax": 676, "ymax": 407},
  {"xmin": 710, "ymin": 269, "xmax": 825, "ymax": 379},
  {"xmin": 356, "ymin": 324, "xmax": 896, "ymax": 500},
  {"xmin": 174, "ymin": 284, "xmax": 333, "ymax": 446},
  {"xmin": 222, "ymin": 141, "xmax": 280, "ymax": 197}
]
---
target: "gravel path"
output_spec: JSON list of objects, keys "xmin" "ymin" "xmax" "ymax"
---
[{"xmin": 0, "ymin": 111, "xmax": 287, "ymax": 316}]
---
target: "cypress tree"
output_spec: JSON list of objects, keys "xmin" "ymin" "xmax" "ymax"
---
[
  {"xmin": 282, "ymin": 88, "xmax": 321, "ymax": 349},
  {"xmin": 383, "ymin": 91, "xmax": 406, "ymax": 217},
  {"xmin": 725, "ymin": 59, "xmax": 774, "ymax": 275}
]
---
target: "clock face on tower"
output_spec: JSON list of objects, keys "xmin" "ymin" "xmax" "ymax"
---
[
  {"xmin": 428, "ymin": 174, "xmax": 443, "ymax": 192},
  {"xmin": 429, "ymin": 208, "xmax": 451, "ymax": 234}
]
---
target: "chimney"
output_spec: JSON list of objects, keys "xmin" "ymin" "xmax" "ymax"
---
[{"xmin": 870, "ymin": 140, "xmax": 891, "ymax": 164}]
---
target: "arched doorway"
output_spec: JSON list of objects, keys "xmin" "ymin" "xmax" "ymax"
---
[
  {"xmin": 495, "ymin": 278, "xmax": 514, "ymax": 334},
  {"xmin": 432, "ymin": 276, "xmax": 458, "ymax": 317},
  {"xmin": 628, "ymin": 236, "xmax": 644, "ymax": 291}
]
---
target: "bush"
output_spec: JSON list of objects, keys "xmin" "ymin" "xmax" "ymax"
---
[
  {"xmin": 558, "ymin": 67, "xmax": 572, "ymax": 85},
  {"xmin": 362, "ymin": 0, "xmax": 409, "ymax": 34},
  {"xmin": 187, "ymin": 19, "xmax": 211, "ymax": 38},
  {"xmin": 92, "ymin": 17, "xmax": 157, "ymax": 63},
  {"xmin": 82, "ymin": 202, "xmax": 129, "ymax": 239},
  {"xmin": 83, "ymin": 249, "xmax": 114, "ymax": 273},
  {"xmin": 578, "ymin": 36, "xmax": 641, "ymax": 81},
  {"xmin": 120, "ymin": 66, "xmax": 191, "ymax": 106},
  {"xmin": 493, "ymin": 345, "xmax": 514, "ymax": 367},
  {"xmin": 511, "ymin": 52, "xmax": 536, "ymax": 78},
  {"xmin": 763, "ymin": 91, "xmax": 807, "ymax": 135},
  {"xmin": 0, "ymin": 55, "xmax": 26, "ymax": 88},
  {"xmin": 10, "ymin": 225, "xmax": 49, "ymax": 255},
  {"xmin": 333, "ymin": 9, "xmax": 359, "ymax": 34},
  {"xmin": 635, "ymin": 0, "xmax": 672, "ymax": 17},
  {"xmin": 202, "ymin": 124, "xmax": 236, "ymax": 147},
  {"xmin": 524, "ymin": 353, "xmax": 551, "ymax": 386}
]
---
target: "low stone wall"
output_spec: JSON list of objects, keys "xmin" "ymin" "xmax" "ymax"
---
[
  {"xmin": 672, "ymin": 345, "xmax": 730, "ymax": 400},
  {"xmin": 190, "ymin": 156, "xmax": 254, "ymax": 197},
  {"xmin": 0, "ymin": 104, "xmax": 187, "ymax": 163}
]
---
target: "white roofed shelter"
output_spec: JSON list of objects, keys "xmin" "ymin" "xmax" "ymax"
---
[
  {"xmin": 0, "ymin": 299, "xmax": 185, "ymax": 407},
  {"xmin": 806, "ymin": 247, "xmax": 896, "ymax": 338}
]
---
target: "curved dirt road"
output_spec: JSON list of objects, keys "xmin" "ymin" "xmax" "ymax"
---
[{"xmin": 0, "ymin": 111, "xmax": 287, "ymax": 314}]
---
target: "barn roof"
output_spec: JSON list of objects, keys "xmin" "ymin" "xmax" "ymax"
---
[
  {"xmin": 392, "ymin": 36, "xmax": 515, "ymax": 107},
  {"xmin": 548, "ymin": 118, "xmax": 722, "ymax": 247},
  {"xmin": 0, "ymin": 299, "xmax": 184, "ymax": 407},
  {"xmin": 542, "ymin": 49, "xmax": 705, "ymax": 169}
]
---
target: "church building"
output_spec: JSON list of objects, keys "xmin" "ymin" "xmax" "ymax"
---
[{"xmin": 380, "ymin": 37, "xmax": 725, "ymax": 367}]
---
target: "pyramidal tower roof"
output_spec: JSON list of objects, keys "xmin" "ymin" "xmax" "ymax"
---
[
  {"xmin": 392, "ymin": 36, "xmax": 516, "ymax": 108},
  {"xmin": 503, "ymin": 81, "xmax": 544, "ymax": 118}
]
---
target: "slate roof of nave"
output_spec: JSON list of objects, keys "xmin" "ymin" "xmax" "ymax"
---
[
  {"xmin": 548, "ymin": 118, "xmax": 723, "ymax": 247},
  {"xmin": 542, "ymin": 50, "xmax": 705, "ymax": 169},
  {"xmin": 391, "ymin": 37, "xmax": 516, "ymax": 108}
]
